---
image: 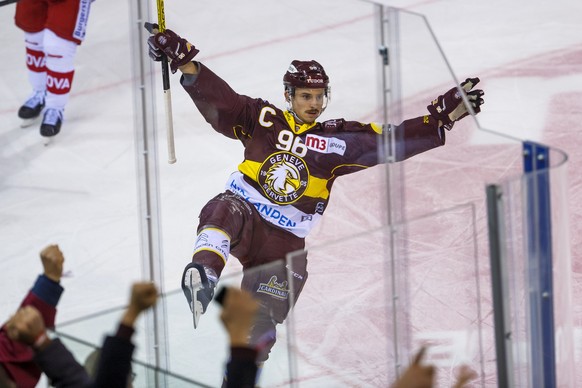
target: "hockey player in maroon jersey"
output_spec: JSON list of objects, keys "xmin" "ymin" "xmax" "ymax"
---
[
  {"xmin": 14, "ymin": 0, "xmax": 93, "ymax": 137},
  {"xmin": 147, "ymin": 26, "xmax": 484, "ymax": 372}
]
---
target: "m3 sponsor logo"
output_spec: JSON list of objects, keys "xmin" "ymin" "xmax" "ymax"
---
[{"xmin": 305, "ymin": 134, "xmax": 346, "ymax": 156}]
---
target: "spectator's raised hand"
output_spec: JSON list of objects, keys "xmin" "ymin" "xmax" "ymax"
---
[
  {"xmin": 130, "ymin": 282, "xmax": 158, "ymax": 312},
  {"xmin": 40, "ymin": 244, "xmax": 64, "ymax": 282},
  {"xmin": 452, "ymin": 364, "xmax": 478, "ymax": 388},
  {"xmin": 219, "ymin": 287, "xmax": 259, "ymax": 346},
  {"xmin": 122, "ymin": 282, "xmax": 158, "ymax": 327},
  {"xmin": 391, "ymin": 347, "xmax": 435, "ymax": 388}
]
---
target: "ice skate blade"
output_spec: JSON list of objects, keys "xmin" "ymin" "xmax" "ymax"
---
[
  {"xmin": 193, "ymin": 301, "xmax": 202, "ymax": 329},
  {"xmin": 20, "ymin": 117, "xmax": 40, "ymax": 128},
  {"xmin": 190, "ymin": 270, "xmax": 202, "ymax": 329},
  {"xmin": 42, "ymin": 136, "xmax": 53, "ymax": 146}
]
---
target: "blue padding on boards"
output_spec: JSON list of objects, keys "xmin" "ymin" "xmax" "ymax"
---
[{"xmin": 523, "ymin": 141, "xmax": 555, "ymax": 388}]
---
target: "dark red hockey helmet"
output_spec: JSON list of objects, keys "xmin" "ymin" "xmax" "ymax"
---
[{"xmin": 283, "ymin": 60, "xmax": 329, "ymax": 91}]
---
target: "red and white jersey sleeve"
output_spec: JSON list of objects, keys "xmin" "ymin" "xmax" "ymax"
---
[{"xmin": 182, "ymin": 63, "xmax": 445, "ymax": 237}]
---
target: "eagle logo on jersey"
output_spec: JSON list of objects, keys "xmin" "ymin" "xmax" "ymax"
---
[
  {"xmin": 258, "ymin": 151, "xmax": 309, "ymax": 205},
  {"xmin": 265, "ymin": 160, "xmax": 300, "ymax": 196}
]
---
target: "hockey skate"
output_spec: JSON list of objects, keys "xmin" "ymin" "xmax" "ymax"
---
[
  {"xmin": 18, "ymin": 91, "xmax": 45, "ymax": 128},
  {"xmin": 181, "ymin": 263, "xmax": 216, "ymax": 329},
  {"xmin": 40, "ymin": 108, "xmax": 64, "ymax": 138}
]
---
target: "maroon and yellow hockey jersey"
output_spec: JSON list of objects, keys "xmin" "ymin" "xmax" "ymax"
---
[{"xmin": 182, "ymin": 64, "xmax": 445, "ymax": 237}]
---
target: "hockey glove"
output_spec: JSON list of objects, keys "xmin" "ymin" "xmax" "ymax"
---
[
  {"xmin": 145, "ymin": 23, "xmax": 199, "ymax": 74},
  {"xmin": 427, "ymin": 77, "xmax": 484, "ymax": 131}
]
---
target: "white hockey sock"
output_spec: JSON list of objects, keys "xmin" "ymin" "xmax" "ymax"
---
[
  {"xmin": 23, "ymin": 31, "xmax": 46, "ymax": 94},
  {"xmin": 193, "ymin": 228, "xmax": 231, "ymax": 265},
  {"xmin": 43, "ymin": 29, "xmax": 78, "ymax": 111}
]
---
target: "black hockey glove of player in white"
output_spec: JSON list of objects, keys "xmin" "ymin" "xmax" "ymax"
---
[
  {"xmin": 145, "ymin": 23, "xmax": 199, "ymax": 73},
  {"xmin": 427, "ymin": 77, "xmax": 484, "ymax": 131}
]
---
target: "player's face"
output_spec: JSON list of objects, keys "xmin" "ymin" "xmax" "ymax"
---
[{"xmin": 289, "ymin": 88, "xmax": 326, "ymax": 124}]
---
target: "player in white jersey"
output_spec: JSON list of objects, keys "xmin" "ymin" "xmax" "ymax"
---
[{"xmin": 15, "ymin": 0, "xmax": 93, "ymax": 137}]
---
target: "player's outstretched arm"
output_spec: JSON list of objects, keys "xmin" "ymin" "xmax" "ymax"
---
[{"xmin": 427, "ymin": 77, "xmax": 485, "ymax": 131}]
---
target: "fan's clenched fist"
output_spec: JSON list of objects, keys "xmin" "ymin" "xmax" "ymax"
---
[{"xmin": 40, "ymin": 244, "xmax": 64, "ymax": 283}]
